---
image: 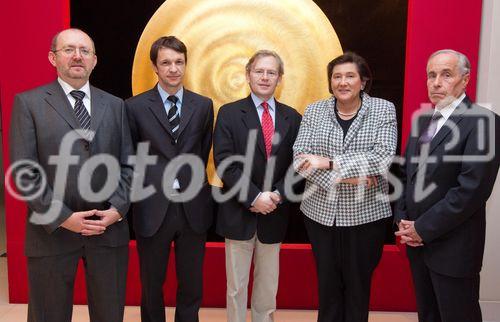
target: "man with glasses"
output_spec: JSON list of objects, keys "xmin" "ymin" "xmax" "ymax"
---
[
  {"xmin": 213, "ymin": 50, "xmax": 302, "ymax": 322},
  {"xmin": 9, "ymin": 28, "xmax": 133, "ymax": 322}
]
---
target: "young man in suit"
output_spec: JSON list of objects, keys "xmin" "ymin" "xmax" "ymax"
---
[
  {"xmin": 395, "ymin": 49, "xmax": 500, "ymax": 322},
  {"xmin": 125, "ymin": 36, "xmax": 214, "ymax": 322},
  {"xmin": 9, "ymin": 28, "xmax": 133, "ymax": 322},
  {"xmin": 213, "ymin": 50, "xmax": 302, "ymax": 322}
]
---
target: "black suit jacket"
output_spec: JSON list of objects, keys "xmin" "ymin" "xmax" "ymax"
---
[
  {"xmin": 395, "ymin": 97, "xmax": 500, "ymax": 277},
  {"xmin": 125, "ymin": 87, "xmax": 214, "ymax": 237},
  {"xmin": 214, "ymin": 96, "xmax": 302, "ymax": 243},
  {"xmin": 9, "ymin": 81, "xmax": 134, "ymax": 257}
]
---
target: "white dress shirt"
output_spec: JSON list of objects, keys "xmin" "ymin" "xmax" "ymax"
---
[
  {"xmin": 58, "ymin": 78, "xmax": 92, "ymax": 115},
  {"xmin": 433, "ymin": 92, "xmax": 466, "ymax": 138}
]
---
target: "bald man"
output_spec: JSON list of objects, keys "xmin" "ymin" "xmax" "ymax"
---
[{"xmin": 9, "ymin": 28, "xmax": 133, "ymax": 322}]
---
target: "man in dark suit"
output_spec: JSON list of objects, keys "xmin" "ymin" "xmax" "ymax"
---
[
  {"xmin": 9, "ymin": 28, "xmax": 133, "ymax": 322},
  {"xmin": 213, "ymin": 50, "xmax": 302, "ymax": 322},
  {"xmin": 395, "ymin": 49, "xmax": 500, "ymax": 322},
  {"xmin": 125, "ymin": 36, "xmax": 214, "ymax": 322}
]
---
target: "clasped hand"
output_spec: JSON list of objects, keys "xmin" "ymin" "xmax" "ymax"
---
[
  {"xmin": 395, "ymin": 220, "xmax": 424, "ymax": 247},
  {"xmin": 61, "ymin": 208, "xmax": 122, "ymax": 236},
  {"xmin": 250, "ymin": 191, "xmax": 281, "ymax": 215}
]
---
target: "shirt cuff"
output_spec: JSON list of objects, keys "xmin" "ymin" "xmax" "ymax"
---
[{"xmin": 250, "ymin": 192, "xmax": 262, "ymax": 207}]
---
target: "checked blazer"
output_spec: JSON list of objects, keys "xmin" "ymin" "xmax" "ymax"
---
[{"xmin": 293, "ymin": 93, "xmax": 397, "ymax": 227}]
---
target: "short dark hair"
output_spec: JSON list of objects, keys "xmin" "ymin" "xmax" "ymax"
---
[
  {"xmin": 327, "ymin": 52, "xmax": 373, "ymax": 94},
  {"xmin": 150, "ymin": 36, "xmax": 187, "ymax": 65}
]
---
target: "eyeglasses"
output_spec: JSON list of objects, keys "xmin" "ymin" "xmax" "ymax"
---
[
  {"xmin": 251, "ymin": 69, "xmax": 279, "ymax": 78},
  {"xmin": 52, "ymin": 47, "xmax": 95, "ymax": 57}
]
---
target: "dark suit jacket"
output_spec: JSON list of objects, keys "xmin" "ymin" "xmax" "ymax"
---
[
  {"xmin": 125, "ymin": 87, "xmax": 214, "ymax": 237},
  {"xmin": 395, "ymin": 97, "xmax": 500, "ymax": 277},
  {"xmin": 214, "ymin": 96, "xmax": 302, "ymax": 243},
  {"xmin": 9, "ymin": 80, "xmax": 134, "ymax": 257}
]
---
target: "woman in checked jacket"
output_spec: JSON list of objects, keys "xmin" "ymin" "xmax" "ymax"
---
[{"xmin": 293, "ymin": 52, "xmax": 397, "ymax": 322}]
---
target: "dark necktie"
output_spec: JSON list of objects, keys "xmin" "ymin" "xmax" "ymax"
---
[
  {"xmin": 167, "ymin": 95, "xmax": 180, "ymax": 139},
  {"xmin": 70, "ymin": 90, "xmax": 91, "ymax": 130},
  {"xmin": 261, "ymin": 101, "xmax": 274, "ymax": 159},
  {"xmin": 418, "ymin": 111, "xmax": 443, "ymax": 146}
]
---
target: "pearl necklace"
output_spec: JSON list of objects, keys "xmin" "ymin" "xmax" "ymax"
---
[{"xmin": 336, "ymin": 110, "xmax": 358, "ymax": 117}]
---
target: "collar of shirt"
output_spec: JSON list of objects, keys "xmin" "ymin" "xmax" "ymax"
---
[
  {"xmin": 251, "ymin": 92, "xmax": 276, "ymax": 126},
  {"xmin": 435, "ymin": 92, "xmax": 466, "ymax": 121},
  {"xmin": 157, "ymin": 84, "xmax": 183, "ymax": 116},
  {"xmin": 58, "ymin": 77, "xmax": 92, "ymax": 115},
  {"xmin": 432, "ymin": 92, "xmax": 466, "ymax": 137}
]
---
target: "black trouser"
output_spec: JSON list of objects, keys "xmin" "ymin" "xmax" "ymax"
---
[
  {"xmin": 27, "ymin": 244, "xmax": 128, "ymax": 322},
  {"xmin": 407, "ymin": 247, "xmax": 482, "ymax": 322},
  {"xmin": 304, "ymin": 216, "xmax": 387, "ymax": 322},
  {"xmin": 137, "ymin": 202, "xmax": 207, "ymax": 322}
]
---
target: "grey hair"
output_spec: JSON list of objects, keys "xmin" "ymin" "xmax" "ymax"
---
[
  {"xmin": 50, "ymin": 28, "xmax": 96, "ymax": 53},
  {"xmin": 245, "ymin": 50, "xmax": 284, "ymax": 76},
  {"xmin": 428, "ymin": 49, "xmax": 470, "ymax": 75}
]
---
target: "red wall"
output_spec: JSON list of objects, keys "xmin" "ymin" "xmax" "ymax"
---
[
  {"xmin": 401, "ymin": 0, "xmax": 482, "ymax": 148},
  {"xmin": 0, "ymin": 0, "xmax": 70, "ymax": 303},
  {"xmin": 0, "ymin": 0, "xmax": 483, "ymax": 310}
]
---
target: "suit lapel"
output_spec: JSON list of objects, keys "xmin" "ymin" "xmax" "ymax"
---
[
  {"xmin": 146, "ymin": 88, "xmax": 174, "ymax": 138},
  {"xmin": 241, "ymin": 96, "xmax": 267, "ymax": 157},
  {"xmin": 408, "ymin": 111, "xmax": 432, "ymax": 177},
  {"xmin": 428, "ymin": 99, "xmax": 468, "ymax": 155},
  {"xmin": 44, "ymin": 81, "xmax": 80, "ymax": 130},
  {"xmin": 410, "ymin": 97, "xmax": 470, "ymax": 178},
  {"xmin": 271, "ymin": 102, "xmax": 290, "ymax": 156},
  {"xmin": 89, "ymin": 86, "xmax": 107, "ymax": 135},
  {"xmin": 177, "ymin": 89, "xmax": 196, "ymax": 139},
  {"xmin": 342, "ymin": 94, "xmax": 370, "ymax": 150}
]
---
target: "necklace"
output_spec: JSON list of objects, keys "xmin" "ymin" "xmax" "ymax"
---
[{"xmin": 336, "ymin": 110, "xmax": 357, "ymax": 117}]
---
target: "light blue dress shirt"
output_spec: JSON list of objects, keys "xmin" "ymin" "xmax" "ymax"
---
[
  {"xmin": 157, "ymin": 84, "xmax": 184, "ymax": 190},
  {"xmin": 250, "ymin": 92, "xmax": 276, "ymax": 126}
]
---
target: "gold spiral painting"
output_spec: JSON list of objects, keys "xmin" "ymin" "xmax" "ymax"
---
[{"xmin": 132, "ymin": 0, "xmax": 343, "ymax": 185}]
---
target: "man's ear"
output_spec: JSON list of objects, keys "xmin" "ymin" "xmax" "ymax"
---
[{"xmin": 48, "ymin": 51, "xmax": 57, "ymax": 67}]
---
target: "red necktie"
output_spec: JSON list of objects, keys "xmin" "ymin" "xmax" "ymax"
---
[{"xmin": 261, "ymin": 101, "xmax": 274, "ymax": 159}]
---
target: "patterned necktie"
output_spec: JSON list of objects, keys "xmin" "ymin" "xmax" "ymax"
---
[
  {"xmin": 418, "ymin": 111, "xmax": 443, "ymax": 145},
  {"xmin": 70, "ymin": 90, "xmax": 91, "ymax": 130},
  {"xmin": 261, "ymin": 101, "xmax": 274, "ymax": 158},
  {"xmin": 167, "ymin": 95, "xmax": 180, "ymax": 139}
]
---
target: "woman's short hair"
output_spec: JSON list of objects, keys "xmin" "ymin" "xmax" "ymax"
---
[{"xmin": 327, "ymin": 52, "xmax": 373, "ymax": 94}]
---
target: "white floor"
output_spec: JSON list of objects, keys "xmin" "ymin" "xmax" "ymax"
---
[{"xmin": 0, "ymin": 258, "xmax": 417, "ymax": 322}]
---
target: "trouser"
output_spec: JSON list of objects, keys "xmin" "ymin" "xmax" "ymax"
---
[
  {"xmin": 27, "ymin": 244, "xmax": 128, "ymax": 322},
  {"xmin": 304, "ymin": 216, "xmax": 387, "ymax": 322},
  {"xmin": 225, "ymin": 234, "xmax": 281, "ymax": 322},
  {"xmin": 407, "ymin": 247, "xmax": 482, "ymax": 322},
  {"xmin": 137, "ymin": 202, "xmax": 206, "ymax": 322}
]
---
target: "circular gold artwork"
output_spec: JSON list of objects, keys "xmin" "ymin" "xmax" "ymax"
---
[{"xmin": 132, "ymin": 0, "xmax": 343, "ymax": 185}]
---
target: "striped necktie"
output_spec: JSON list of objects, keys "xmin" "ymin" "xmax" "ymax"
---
[
  {"xmin": 70, "ymin": 90, "xmax": 91, "ymax": 130},
  {"xmin": 167, "ymin": 95, "xmax": 180, "ymax": 139}
]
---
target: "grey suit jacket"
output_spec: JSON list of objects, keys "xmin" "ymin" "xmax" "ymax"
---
[{"xmin": 9, "ymin": 80, "xmax": 134, "ymax": 257}]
